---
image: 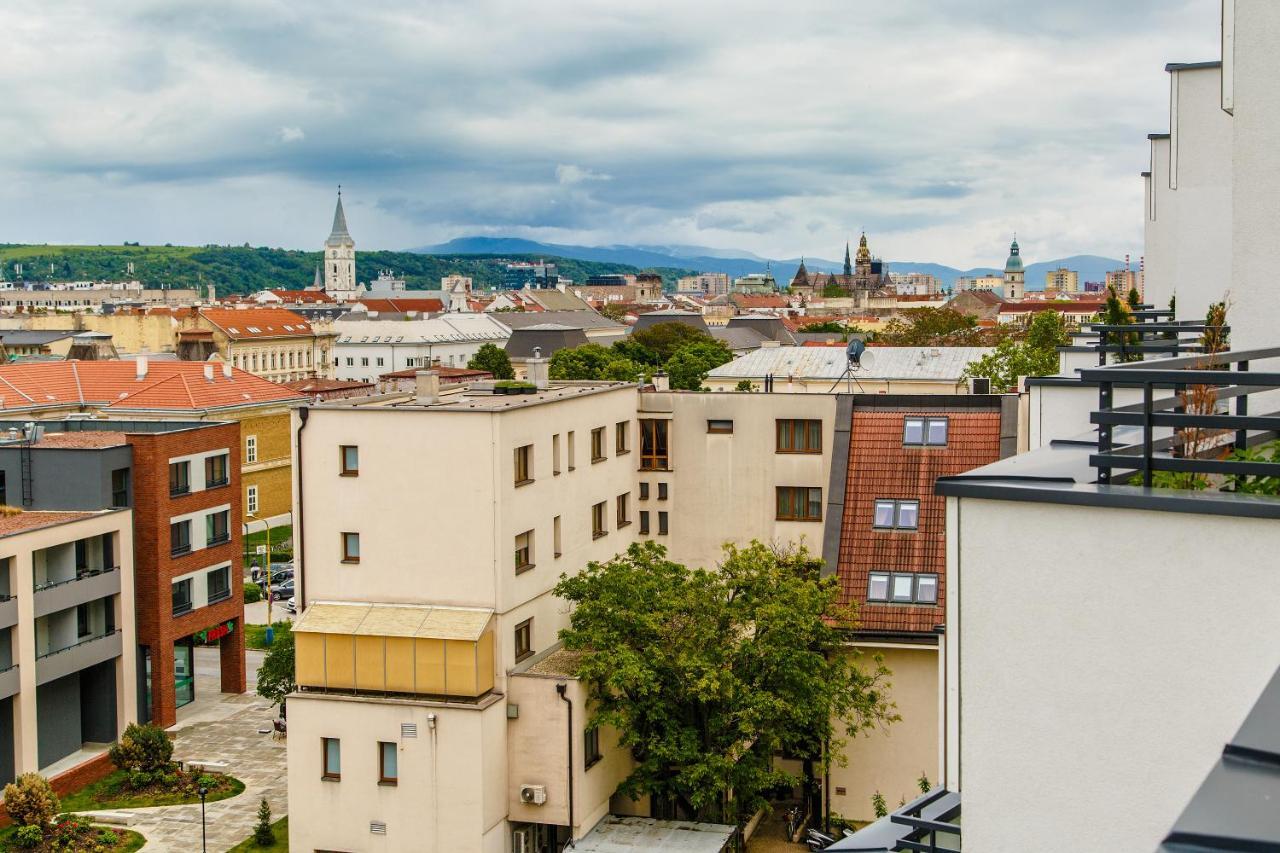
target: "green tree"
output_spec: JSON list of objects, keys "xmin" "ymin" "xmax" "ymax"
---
[
  {"xmin": 962, "ymin": 310, "xmax": 1068, "ymax": 392},
  {"xmin": 610, "ymin": 338, "xmax": 663, "ymax": 367},
  {"xmin": 254, "ymin": 798, "xmax": 275, "ymax": 846},
  {"xmin": 822, "ymin": 283, "xmax": 846, "ymax": 298},
  {"xmin": 108, "ymin": 722, "xmax": 175, "ymax": 775},
  {"xmin": 734, "ymin": 379, "xmax": 756, "ymax": 392},
  {"xmin": 798, "ymin": 321, "xmax": 854, "ymax": 335},
  {"xmin": 878, "ymin": 308, "xmax": 983, "ymax": 346},
  {"xmin": 554, "ymin": 541, "xmax": 895, "ymax": 824},
  {"xmin": 665, "ymin": 340, "xmax": 733, "ymax": 391},
  {"xmin": 467, "ymin": 343, "xmax": 514, "ymax": 380},
  {"xmin": 1101, "ymin": 286, "xmax": 1142, "ymax": 362},
  {"xmin": 549, "ymin": 344, "xmax": 636, "ymax": 381},
  {"xmin": 631, "ymin": 322, "xmax": 714, "ymax": 361},
  {"xmin": 1127, "ymin": 287, "xmax": 1141, "ymax": 308},
  {"xmin": 257, "ymin": 628, "xmax": 296, "ymax": 712}
]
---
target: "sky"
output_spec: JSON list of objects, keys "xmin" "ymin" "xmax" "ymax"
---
[{"xmin": 0, "ymin": 0, "xmax": 1222, "ymax": 268}]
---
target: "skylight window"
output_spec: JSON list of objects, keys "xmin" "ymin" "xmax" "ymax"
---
[{"xmin": 247, "ymin": 326, "xmax": 261, "ymax": 333}]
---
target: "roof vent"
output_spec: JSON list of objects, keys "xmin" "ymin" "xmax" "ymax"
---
[
  {"xmin": 401, "ymin": 722, "xmax": 417, "ymax": 738},
  {"xmin": 135, "ymin": 356, "xmax": 148, "ymax": 380}
]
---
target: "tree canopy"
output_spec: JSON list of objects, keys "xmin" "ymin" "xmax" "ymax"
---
[
  {"xmin": 554, "ymin": 541, "xmax": 895, "ymax": 823},
  {"xmin": 962, "ymin": 310, "xmax": 1068, "ymax": 392},
  {"xmin": 877, "ymin": 308, "xmax": 985, "ymax": 346},
  {"xmin": 548, "ymin": 344, "xmax": 642, "ymax": 382},
  {"xmin": 256, "ymin": 628, "xmax": 296, "ymax": 711},
  {"xmin": 630, "ymin": 322, "xmax": 715, "ymax": 361},
  {"xmin": 665, "ymin": 340, "xmax": 733, "ymax": 390},
  {"xmin": 467, "ymin": 343, "xmax": 515, "ymax": 380}
]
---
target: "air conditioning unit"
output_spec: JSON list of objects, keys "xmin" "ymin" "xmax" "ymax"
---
[
  {"xmin": 969, "ymin": 376, "xmax": 992, "ymax": 395},
  {"xmin": 513, "ymin": 826, "xmax": 533, "ymax": 853},
  {"xmin": 519, "ymin": 784, "xmax": 547, "ymax": 805}
]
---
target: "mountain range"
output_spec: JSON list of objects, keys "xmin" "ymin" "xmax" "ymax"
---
[{"xmin": 416, "ymin": 237, "xmax": 1134, "ymax": 292}]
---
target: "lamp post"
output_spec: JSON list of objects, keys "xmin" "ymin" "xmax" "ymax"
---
[
  {"xmin": 198, "ymin": 785, "xmax": 208, "ymax": 852},
  {"xmin": 248, "ymin": 512, "xmax": 273, "ymax": 630}
]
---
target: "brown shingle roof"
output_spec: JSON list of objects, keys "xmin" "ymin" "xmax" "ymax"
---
[
  {"xmin": 200, "ymin": 308, "xmax": 314, "ymax": 339},
  {"xmin": 0, "ymin": 510, "xmax": 100, "ymax": 537}
]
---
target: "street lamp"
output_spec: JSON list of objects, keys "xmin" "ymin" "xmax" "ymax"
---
[
  {"xmin": 248, "ymin": 512, "xmax": 273, "ymax": 629},
  {"xmin": 198, "ymin": 785, "xmax": 208, "ymax": 852}
]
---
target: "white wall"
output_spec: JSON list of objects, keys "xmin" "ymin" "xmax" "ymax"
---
[{"xmin": 946, "ymin": 496, "xmax": 1280, "ymax": 852}]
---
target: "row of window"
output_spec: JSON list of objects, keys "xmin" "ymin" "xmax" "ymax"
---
[
  {"xmin": 867, "ymin": 572, "xmax": 938, "ymax": 605},
  {"xmin": 170, "ymin": 510, "xmax": 232, "ymax": 556},
  {"xmin": 523, "ymin": 422, "xmax": 632, "ymax": 485},
  {"xmin": 321, "ymin": 738, "xmax": 398, "ymax": 784},
  {"xmin": 232, "ymin": 348, "xmax": 317, "ymax": 373},
  {"xmin": 168, "ymin": 454, "xmax": 230, "ymax": 497}
]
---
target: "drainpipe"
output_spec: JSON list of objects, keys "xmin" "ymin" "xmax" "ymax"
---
[
  {"xmin": 557, "ymin": 683, "xmax": 575, "ymax": 849},
  {"xmin": 295, "ymin": 407, "xmax": 309, "ymax": 610}
]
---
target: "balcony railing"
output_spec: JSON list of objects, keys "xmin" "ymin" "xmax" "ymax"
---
[
  {"xmin": 37, "ymin": 628, "xmax": 121, "ymax": 661},
  {"xmin": 1077, "ymin": 311, "xmax": 1230, "ymax": 365},
  {"xmin": 1079, "ymin": 346, "xmax": 1280, "ymax": 486},
  {"xmin": 34, "ymin": 565, "xmax": 118, "ymax": 592}
]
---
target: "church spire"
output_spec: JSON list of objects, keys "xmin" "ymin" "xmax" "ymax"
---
[
  {"xmin": 326, "ymin": 187, "xmax": 354, "ymax": 248},
  {"xmin": 843, "ymin": 242, "xmax": 852, "ymax": 276},
  {"xmin": 312, "ymin": 263, "xmax": 322, "ymax": 289}
]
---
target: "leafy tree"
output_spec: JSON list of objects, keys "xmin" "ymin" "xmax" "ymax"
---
[
  {"xmin": 962, "ymin": 310, "xmax": 1068, "ymax": 392},
  {"xmin": 254, "ymin": 798, "xmax": 275, "ymax": 846},
  {"xmin": 878, "ymin": 308, "xmax": 983, "ymax": 346},
  {"xmin": 631, "ymin": 322, "xmax": 714, "ymax": 361},
  {"xmin": 554, "ymin": 541, "xmax": 895, "ymax": 824},
  {"xmin": 598, "ymin": 303, "xmax": 632, "ymax": 323},
  {"xmin": 665, "ymin": 340, "xmax": 733, "ymax": 391},
  {"xmin": 871, "ymin": 791, "xmax": 888, "ymax": 819},
  {"xmin": 610, "ymin": 338, "xmax": 663, "ymax": 367},
  {"xmin": 1101, "ymin": 285, "xmax": 1142, "ymax": 362},
  {"xmin": 3, "ymin": 774, "xmax": 59, "ymax": 831},
  {"xmin": 467, "ymin": 343, "xmax": 514, "ymax": 380},
  {"xmin": 1203, "ymin": 300, "xmax": 1229, "ymax": 352},
  {"xmin": 822, "ymin": 283, "xmax": 846, "ymax": 298},
  {"xmin": 549, "ymin": 344, "xmax": 634, "ymax": 381},
  {"xmin": 734, "ymin": 379, "xmax": 756, "ymax": 392},
  {"xmin": 257, "ymin": 628, "xmax": 296, "ymax": 712},
  {"xmin": 1127, "ymin": 287, "xmax": 1141, "ymax": 308},
  {"xmin": 798, "ymin": 321, "xmax": 851, "ymax": 335}
]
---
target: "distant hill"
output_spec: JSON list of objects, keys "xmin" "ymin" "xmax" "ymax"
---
[
  {"xmin": 416, "ymin": 238, "xmax": 1131, "ymax": 291},
  {"xmin": 0, "ymin": 244, "xmax": 696, "ymax": 296}
]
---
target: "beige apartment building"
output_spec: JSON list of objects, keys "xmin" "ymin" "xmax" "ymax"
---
[{"xmin": 1042, "ymin": 267, "xmax": 1079, "ymax": 293}]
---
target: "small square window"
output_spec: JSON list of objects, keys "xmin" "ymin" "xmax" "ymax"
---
[
  {"xmin": 916, "ymin": 574, "xmax": 939, "ymax": 604},
  {"xmin": 868, "ymin": 572, "xmax": 890, "ymax": 602},
  {"xmin": 657, "ymin": 482, "xmax": 668, "ymax": 501},
  {"xmin": 873, "ymin": 500, "xmax": 897, "ymax": 529},
  {"xmin": 514, "ymin": 619, "xmax": 533, "ymax": 662},
  {"xmin": 246, "ymin": 485, "xmax": 259, "ymax": 515},
  {"xmin": 514, "ymin": 445, "xmax": 533, "ymax": 486},
  {"xmin": 639, "ymin": 483, "xmax": 650, "ymax": 500},
  {"xmin": 615, "ymin": 422, "xmax": 630, "ymax": 454},
  {"xmin": 707, "ymin": 419, "xmax": 734, "ymax": 434},
  {"xmin": 245, "ymin": 435, "xmax": 258, "ymax": 463},
  {"xmin": 341, "ymin": 532, "xmax": 360, "ymax": 563},
  {"xmin": 592, "ymin": 502, "xmax": 607, "ymax": 539},
  {"xmin": 584, "ymin": 727, "xmax": 602, "ymax": 770},
  {"xmin": 616, "ymin": 493, "xmax": 630, "ymax": 527},
  {"xmin": 896, "ymin": 501, "xmax": 919, "ymax": 529},
  {"xmin": 658, "ymin": 511, "xmax": 669, "ymax": 536},
  {"xmin": 891, "ymin": 574, "xmax": 914, "ymax": 602},
  {"xmin": 591, "ymin": 427, "xmax": 607, "ymax": 463},
  {"xmin": 926, "ymin": 418, "xmax": 949, "ymax": 446},
  {"xmin": 340, "ymin": 445, "xmax": 359, "ymax": 476},
  {"xmin": 903, "ymin": 418, "xmax": 925, "ymax": 446},
  {"xmin": 515, "ymin": 530, "xmax": 534, "ymax": 573},
  {"xmin": 379, "ymin": 741, "xmax": 398, "ymax": 784}
]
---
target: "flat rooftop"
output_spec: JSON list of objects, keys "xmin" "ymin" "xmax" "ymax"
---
[
  {"xmin": 0, "ymin": 510, "xmax": 109, "ymax": 537},
  {"xmin": 314, "ymin": 381, "xmax": 634, "ymax": 413},
  {"xmin": 21, "ymin": 432, "xmax": 129, "ymax": 450}
]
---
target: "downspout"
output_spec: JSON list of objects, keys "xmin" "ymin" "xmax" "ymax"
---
[
  {"xmin": 557, "ymin": 683, "xmax": 575, "ymax": 849},
  {"xmin": 295, "ymin": 406, "xmax": 309, "ymax": 610}
]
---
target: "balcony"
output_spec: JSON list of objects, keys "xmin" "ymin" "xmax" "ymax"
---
[
  {"xmin": 33, "ymin": 566, "xmax": 120, "ymax": 619},
  {"xmin": 0, "ymin": 665, "xmax": 18, "ymax": 701},
  {"xmin": 36, "ymin": 629, "xmax": 122, "ymax": 685}
]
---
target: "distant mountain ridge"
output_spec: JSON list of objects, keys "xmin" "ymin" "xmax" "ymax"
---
[{"xmin": 415, "ymin": 238, "xmax": 1131, "ymax": 291}]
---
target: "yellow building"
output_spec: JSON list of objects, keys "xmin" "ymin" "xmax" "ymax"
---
[
  {"xmin": 1043, "ymin": 267, "xmax": 1080, "ymax": 293},
  {"xmin": 194, "ymin": 308, "xmax": 336, "ymax": 383}
]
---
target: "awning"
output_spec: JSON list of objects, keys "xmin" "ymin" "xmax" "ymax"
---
[
  {"xmin": 573, "ymin": 816, "xmax": 735, "ymax": 853},
  {"xmin": 293, "ymin": 601, "xmax": 493, "ymax": 641}
]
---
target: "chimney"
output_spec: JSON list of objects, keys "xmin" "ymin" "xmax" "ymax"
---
[
  {"xmin": 203, "ymin": 363, "xmax": 215, "ymax": 382},
  {"xmin": 526, "ymin": 348, "xmax": 549, "ymax": 390},
  {"xmin": 222, "ymin": 362, "xmax": 233, "ymax": 379},
  {"xmin": 652, "ymin": 371, "xmax": 670, "ymax": 392},
  {"xmin": 136, "ymin": 356, "xmax": 148, "ymax": 380},
  {"xmin": 415, "ymin": 369, "xmax": 440, "ymax": 405}
]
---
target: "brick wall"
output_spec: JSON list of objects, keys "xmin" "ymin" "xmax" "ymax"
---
[{"xmin": 0, "ymin": 753, "xmax": 116, "ymax": 826}]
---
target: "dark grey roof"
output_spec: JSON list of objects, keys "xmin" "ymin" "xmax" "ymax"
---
[
  {"xmin": 504, "ymin": 326, "xmax": 589, "ymax": 359},
  {"xmin": 726, "ymin": 314, "xmax": 796, "ymax": 344},
  {"xmin": 708, "ymin": 326, "xmax": 768, "ymax": 352},
  {"xmin": 1161, "ymin": 664, "xmax": 1280, "ymax": 852},
  {"xmin": 493, "ymin": 310, "xmax": 624, "ymax": 332},
  {"xmin": 631, "ymin": 310, "xmax": 709, "ymax": 334},
  {"xmin": 829, "ymin": 789, "xmax": 961, "ymax": 852},
  {"xmin": 1165, "ymin": 60, "xmax": 1223, "ymax": 72},
  {"xmin": 326, "ymin": 193, "xmax": 354, "ymax": 247},
  {"xmin": 0, "ymin": 331, "xmax": 80, "ymax": 345}
]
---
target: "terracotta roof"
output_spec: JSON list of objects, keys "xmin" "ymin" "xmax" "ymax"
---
[
  {"xmin": 280, "ymin": 378, "xmax": 373, "ymax": 393},
  {"xmin": 732, "ymin": 295, "xmax": 788, "ymax": 309},
  {"xmin": 27, "ymin": 432, "xmax": 129, "ymax": 449},
  {"xmin": 835, "ymin": 406, "xmax": 1003, "ymax": 634},
  {"xmin": 998, "ymin": 301, "xmax": 1105, "ymax": 314},
  {"xmin": 199, "ymin": 308, "xmax": 314, "ymax": 339},
  {"xmin": 270, "ymin": 289, "xmax": 334, "ymax": 303},
  {"xmin": 0, "ymin": 510, "xmax": 100, "ymax": 537},
  {"xmin": 356, "ymin": 298, "xmax": 445, "ymax": 314},
  {"xmin": 0, "ymin": 361, "xmax": 305, "ymax": 413}
]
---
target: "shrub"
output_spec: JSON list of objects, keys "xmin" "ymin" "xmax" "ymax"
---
[
  {"xmin": 254, "ymin": 798, "xmax": 275, "ymax": 846},
  {"xmin": 128, "ymin": 769, "xmax": 153, "ymax": 789},
  {"xmin": 871, "ymin": 791, "xmax": 887, "ymax": 819},
  {"xmin": 244, "ymin": 582, "xmax": 262, "ymax": 603},
  {"xmin": 12, "ymin": 824, "xmax": 43, "ymax": 848},
  {"xmin": 109, "ymin": 722, "xmax": 174, "ymax": 777},
  {"xmin": 3, "ymin": 772, "xmax": 59, "ymax": 830}
]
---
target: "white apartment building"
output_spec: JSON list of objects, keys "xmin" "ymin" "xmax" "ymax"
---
[
  {"xmin": 675, "ymin": 273, "xmax": 731, "ymax": 295},
  {"xmin": 332, "ymin": 313, "xmax": 510, "ymax": 381}
]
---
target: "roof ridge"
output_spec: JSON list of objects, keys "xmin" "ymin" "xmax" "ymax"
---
[
  {"xmin": 0, "ymin": 372, "xmax": 35, "ymax": 403},
  {"xmin": 70, "ymin": 361, "xmax": 84, "ymax": 405}
]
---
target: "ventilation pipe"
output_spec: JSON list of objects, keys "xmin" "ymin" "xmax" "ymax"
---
[
  {"xmin": 223, "ymin": 362, "xmax": 233, "ymax": 379},
  {"xmin": 135, "ymin": 357, "xmax": 148, "ymax": 380},
  {"xmin": 203, "ymin": 363, "xmax": 215, "ymax": 382},
  {"xmin": 526, "ymin": 347, "xmax": 550, "ymax": 390}
]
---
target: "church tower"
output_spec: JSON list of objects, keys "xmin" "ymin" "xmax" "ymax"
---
[
  {"xmin": 1003, "ymin": 236, "xmax": 1025, "ymax": 300},
  {"xmin": 324, "ymin": 188, "xmax": 357, "ymax": 299},
  {"xmin": 855, "ymin": 231, "xmax": 872, "ymax": 277}
]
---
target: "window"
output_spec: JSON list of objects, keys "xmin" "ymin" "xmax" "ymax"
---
[
  {"xmin": 376, "ymin": 357, "xmax": 385, "ymax": 367},
  {"xmin": 514, "ymin": 619, "xmax": 533, "ymax": 662},
  {"xmin": 553, "ymin": 434, "xmax": 561, "ymax": 475},
  {"xmin": 640, "ymin": 420, "xmax": 670, "ymax": 470},
  {"xmin": 379, "ymin": 742, "xmax": 398, "ymax": 785},
  {"xmin": 776, "ymin": 419, "xmax": 822, "ymax": 454},
  {"xmin": 776, "ymin": 487, "xmax": 823, "ymax": 521},
  {"xmin": 245, "ymin": 435, "xmax": 258, "ymax": 464},
  {"xmin": 553, "ymin": 516, "xmax": 562, "ymax": 558},
  {"xmin": 904, "ymin": 417, "xmax": 949, "ymax": 447},
  {"xmin": 77, "ymin": 603, "xmax": 91, "ymax": 638},
  {"xmin": 204, "ymin": 453, "xmax": 229, "ymax": 487},
  {"xmin": 207, "ymin": 565, "xmax": 231, "ymax": 603},
  {"xmin": 916, "ymin": 574, "xmax": 939, "ymax": 604},
  {"xmin": 169, "ymin": 461, "xmax": 190, "ymax": 496},
  {"xmin": 170, "ymin": 520, "xmax": 191, "ymax": 555},
  {"xmin": 873, "ymin": 499, "xmax": 920, "ymax": 530},
  {"xmin": 514, "ymin": 444, "xmax": 533, "ymax": 486},
  {"xmin": 707, "ymin": 419, "xmax": 734, "ymax": 434},
  {"xmin": 639, "ymin": 511, "xmax": 650, "ymax": 535},
  {"xmin": 591, "ymin": 427, "xmax": 606, "ymax": 462},
  {"xmin": 891, "ymin": 574, "xmax": 915, "ymax": 603},
  {"xmin": 615, "ymin": 421, "xmax": 630, "ymax": 454},
  {"xmin": 658, "ymin": 511, "xmax": 669, "ymax": 536},
  {"xmin": 110, "ymin": 468, "xmax": 130, "ymax": 507},
  {"xmin": 341, "ymin": 532, "xmax": 360, "ymax": 563},
  {"xmin": 584, "ymin": 726, "xmax": 602, "ymax": 770},
  {"xmin": 639, "ymin": 482, "xmax": 649, "ymax": 500},
  {"xmin": 515, "ymin": 530, "xmax": 534, "ymax": 573},
  {"xmin": 172, "ymin": 578, "xmax": 193, "ymax": 615},
  {"xmin": 567, "ymin": 431, "xmax": 576, "ymax": 471},
  {"xmin": 657, "ymin": 482, "xmax": 668, "ymax": 501},
  {"xmin": 322, "ymin": 737, "xmax": 341, "ymax": 780},
  {"xmin": 340, "ymin": 445, "xmax": 359, "ymax": 476},
  {"xmin": 868, "ymin": 572, "xmax": 890, "ymax": 602},
  {"xmin": 361, "ymin": 357, "xmax": 369, "ymax": 367},
  {"xmin": 246, "ymin": 485, "xmax": 258, "ymax": 515},
  {"xmin": 867, "ymin": 572, "xmax": 938, "ymax": 604},
  {"xmin": 345, "ymin": 357, "xmax": 354, "ymax": 367},
  {"xmin": 616, "ymin": 493, "xmax": 630, "ymax": 527},
  {"xmin": 592, "ymin": 502, "xmax": 607, "ymax": 539},
  {"xmin": 206, "ymin": 509, "xmax": 230, "ymax": 545}
]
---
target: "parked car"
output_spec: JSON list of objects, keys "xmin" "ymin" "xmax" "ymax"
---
[
  {"xmin": 259, "ymin": 569, "xmax": 294, "ymax": 590},
  {"xmin": 270, "ymin": 579, "xmax": 295, "ymax": 601},
  {"xmin": 252, "ymin": 562, "xmax": 293, "ymax": 586}
]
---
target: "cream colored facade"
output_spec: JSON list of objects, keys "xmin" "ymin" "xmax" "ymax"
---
[{"xmin": 1042, "ymin": 267, "xmax": 1079, "ymax": 293}]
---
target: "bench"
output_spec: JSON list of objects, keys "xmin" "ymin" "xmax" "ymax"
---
[
  {"xmin": 85, "ymin": 812, "xmax": 138, "ymax": 827},
  {"xmin": 183, "ymin": 759, "xmax": 231, "ymax": 774}
]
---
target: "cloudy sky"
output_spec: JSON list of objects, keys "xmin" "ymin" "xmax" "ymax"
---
[{"xmin": 1, "ymin": 0, "xmax": 1220, "ymax": 267}]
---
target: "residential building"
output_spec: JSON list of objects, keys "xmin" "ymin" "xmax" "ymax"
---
[
  {"xmin": 945, "ymin": 290, "xmax": 1004, "ymax": 323},
  {"xmin": 995, "ymin": 299, "xmax": 1105, "ymax": 326},
  {"xmin": 732, "ymin": 272, "xmax": 777, "ymax": 294},
  {"xmin": 490, "ymin": 310, "xmax": 628, "ymax": 344},
  {"xmin": 193, "ymin": 307, "xmax": 336, "ymax": 382},
  {"xmin": 888, "ymin": 272, "xmax": 942, "ymax": 296},
  {"xmin": 1105, "ymin": 267, "xmax": 1141, "ymax": 300},
  {"xmin": 675, "ymin": 273, "xmax": 730, "ymax": 295},
  {"xmin": 1042, "ymin": 267, "xmax": 1079, "ymax": 293},
  {"xmin": 0, "ymin": 508, "xmax": 137, "ymax": 783},
  {"xmin": 502, "ymin": 262, "xmax": 559, "ymax": 290},
  {"xmin": 0, "ymin": 361, "xmax": 304, "ymax": 525},
  {"xmin": 953, "ymin": 274, "xmax": 1005, "ymax": 294},
  {"xmin": 0, "ymin": 281, "xmax": 201, "ymax": 312},
  {"xmin": 704, "ymin": 346, "xmax": 993, "ymax": 394},
  {"xmin": 0, "ymin": 420, "xmax": 246, "ymax": 727},
  {"xmin": 332, "ymin": 313, "xmax": 510, "ymax": 380},
  {"xmin": 0, "ymin": 331, "xmax": 82, "ymax": 359}
]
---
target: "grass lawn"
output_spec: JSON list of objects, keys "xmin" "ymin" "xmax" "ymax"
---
[
  {"xmin": 226, "ymin": 816, "xmax": 288, "ymax": 852},
  {"xmin": 57, "ymin": 769, "xmax": 244, "ymax": 812},
  {"xmin": 244, "ymin": 525, "xmax": 293, "ymax": 551},
  {"xmin": 244, "ymin": 621, "xmax": 292, "ymax": 650},
  {"xmin": 0, "ymin": 823, "xmax": 147, "ymax": 852}
]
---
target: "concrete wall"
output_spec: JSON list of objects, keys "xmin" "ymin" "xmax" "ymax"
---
[
  {"xmin": 1026, "ymin": 383, "xmax": 1144, "ymax": 449},
  {"xmin": 945, "ymin": 496, "xmax": 1280, "ymax": 852},
  {"xmin": 0, "ymin": 446, "xmax": 133, "ymax": 511}
]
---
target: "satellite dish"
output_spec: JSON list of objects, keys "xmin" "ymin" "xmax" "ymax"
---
[
  {"xmin": 854, "ymin": 348, "xmax": 875, "ymax": 372},
  {"xmin": 846, "ymin": 339, "xmax": 866, "ymax": 364}
]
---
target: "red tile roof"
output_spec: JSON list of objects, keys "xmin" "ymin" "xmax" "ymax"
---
[
  {"xmin": 998, "ymin": 301, "xmax": 1104, "ymax": 314},
  {"xmin": 270, "ymin": 289, "xmax": 333, "ymax": 303},
  {"xmin": 199, "ymin": 308, "xmax": 314, "ymax": 339},
  {"xmin": 732, "ymin": 295, "xmax": 788, "ymax": 309},
  {"xmin": 0, "ymin": 510, "xmax": 100, "ymax": 537},
  {"xmin": 356, "ymin": 298, "xmax": 445, "ymax": 314},
  {"xmin": 0, "ymin": 361, "xmax": 304, "ymax": 413},
  {"xmin": 835, "ymin": 406, "xmax": 1003, "ymax": 634}
]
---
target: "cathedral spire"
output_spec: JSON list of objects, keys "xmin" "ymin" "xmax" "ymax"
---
[
  {"xmin": 312, "ymin": 263, "xmax": 322, "ymax": 289},
  {"xmin": 326, "ymin": 187, "xmax": 354, "ymax": 248},
  {"xmin": 843, "ymin": 242, "xmax": 852, "ymax": 276}
]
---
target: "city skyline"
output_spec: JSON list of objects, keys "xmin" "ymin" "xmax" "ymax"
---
[{"xmin": 2, "ymin": 0, "xmax": 1217, "ymax": 268}]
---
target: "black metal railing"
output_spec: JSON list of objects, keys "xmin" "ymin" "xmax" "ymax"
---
[
  {"xmin": 37, "ymin": 628, "xmax": 120, "ymax": 660},
  {"xmin": 1079, "ymin": 346, "xmax": 1280, "ymax": 486},
  {"xmin": 33, "ymin": 565, "xmax": 118, "ymax": 592},
  {"xmin": 888, "ymin": 788, "xmax": 961, "ymax": 853},
  {"xmin": 1079, "ymin": 313, "xmax": 1230, "ymax": 365}
]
